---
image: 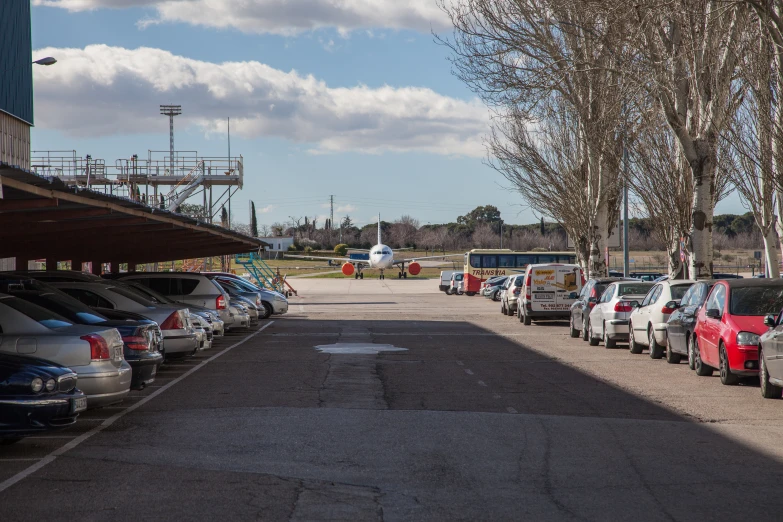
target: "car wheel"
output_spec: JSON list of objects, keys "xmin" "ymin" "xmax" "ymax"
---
[
  {"xmin": 687, "ymin": 335, "xmax": 696, "ymax": 370},
  {"xmin": 649, "ymin": 327, "xmax": 664, "ymax": 359},
  {"xmin": 500, "ymin": 301, "xmax": 506, "ymax": 315},
  {"xmin": 719, "ymin": 343, "xmax": 739, "ymax": 385},
  {"xmin": 523, "ymin": 308, "xmax": 532, "ymax": 326},
  {"xmin": 666, "ymin": 338, "xmax": 682, "ymax": 364},
  {"xmin": 582, "ymin": 318, "xmax": 590, "ymax": 342},
  {"xmin": 260, "ymin": 302, "xmax": 273, "ymax": 319},
  {"xmin": 760, "ymin": 346, "xmax": 783, "ymax": 399},
  {"xmin": 588, "ymin": 321, "xmax": 599, "ymax": 346},
  {"xmin": 694, "ymin": 337, "xmax": 714, "ymax": 376},
  {"xmin": 569, "ymin": 314, "xmax": 579, "ymax": 338},
  {"xmin": 629, "ymin": 322, "xmax": 643, "ymax": 354},
  {"xmin": 603, "ymin": 322, "xmax": 616, "ymax": 348},
  {"xmin": 466, "ymin": 292, "xmax": 476, "ymax": 296}
]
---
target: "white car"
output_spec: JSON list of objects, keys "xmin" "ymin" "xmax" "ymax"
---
[
  {"xmin": 447, "ymin": 273, "xmax": 465, "ymax": 295},
  {"xmin": 629, "ymin": 280, "xmax": 695, "ymax": 358},
  {"xmin": 439, "ymin": 270, "xmax": 459, "ymax": 293},
  {"xmin": 517, "ymin": 263, "xmax": 583, "ymax": 325},
  {"xmin": 588, "ymin": 281, "xmax": 655, "ymax": 347}
]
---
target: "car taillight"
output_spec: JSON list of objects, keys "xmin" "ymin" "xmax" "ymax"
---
[
  {"xmin": 513, "ymin": 287, "xmax": 521, "ymax": 295},
  {"xmin": 661, "ymin": 305, "xmax": 675, "ymax": 314},
  {"xmin": 216, "ymin": 295, "xmax": 227, "ymax": 310},
  {"xmin": 124, "ymin": 335, "xmax": 150, "ymax": 351},
  {"xmin": 525, "ymin": 275, "xmax": 532, "ymax": 299},
  {"xmin": 614, "ymin": 301, "xmax": 633, "ymax": 313},
  {"xmin": 588, "ymin": 288, "xmax": 598, "ymax": 308},
  {"xmin": 161, "ymin": 311, "xmax": 185, "ymax": 330},
  {"xmin": 81, "ymin": 334, "xmax": 110, "ymax": 360},
  {"xmin": 580, "ymin": 271, "xmax": 586, "ymax": 287}
]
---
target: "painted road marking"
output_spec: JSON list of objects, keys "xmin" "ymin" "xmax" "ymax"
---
[
  {"xmin": 465, "ymin": 369, "xmax": 474, "ymax": 375},
  {"xmin": 0, "ymin": 458, "xmax": 42, "ymax": 462},
  {"xmin": 477, "ymin": 381, "xmax": 487, "ymax": 387},
  {"xmin": 0, "ymin": 322, "xmax": 274, "ymax": 495},
  {"xmin": 456, "ymin": 361, "xmax": 464, "ymax": 366}
]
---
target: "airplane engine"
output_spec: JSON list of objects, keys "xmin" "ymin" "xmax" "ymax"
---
[
  {"xmin": 341, "ymin": 263, "xmax": 355, "ymax": 276},
  {"xmin": 408, "ymin": 262, "xmax": 421, "ymax": 276}
]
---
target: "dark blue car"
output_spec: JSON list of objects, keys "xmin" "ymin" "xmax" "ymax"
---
[{"xmin": 0, "ymin": 353, "xmax": 86, "ymax": 444}]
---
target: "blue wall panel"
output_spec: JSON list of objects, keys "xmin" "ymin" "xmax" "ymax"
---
[{"xmin": 0, "ymin": 0, "xmax": 33, "ymax": 125}]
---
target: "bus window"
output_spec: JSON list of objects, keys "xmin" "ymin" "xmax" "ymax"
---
[
  {"xmin": 483, "ymin": 255, "xmax": 498, "ymax": 268},
  {"xmin": 469, "ymin": 254, "xmax": 481, "ymax": 268},
  {"xmin": 537, "ymin": 255, "xmax": 557, "ymax": 263},
  {"xmin": 557, "ymin": 255, "xmax": 576, "ymax": 263},
  {"xmin": 498, "ymin": 255, "xmax": 515, "ymax": 268},
  {"xmin": 516, "ymin": 255, "xmax": 535, "ymax": 267}
]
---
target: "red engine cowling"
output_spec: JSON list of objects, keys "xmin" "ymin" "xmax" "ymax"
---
[
  {"xmin": 408, "ymin": 262, "xmax": 421, "ymax": 276},
  {"xmin": 341, "ymin": 263, "xmax": 355, "ymax": 276}
]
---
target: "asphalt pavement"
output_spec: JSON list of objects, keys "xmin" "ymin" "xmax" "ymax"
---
[{"xmin": 2, "ymin": 278, "xmax": 783, "ymax": 521}]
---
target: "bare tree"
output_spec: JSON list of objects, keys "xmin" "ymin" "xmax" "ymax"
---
[
  {"xmin": 438, "ymin": 0, "xmax": 628, "ymax": 276},
  {"xmin": 625, "ymin": 0, "xmax": 748, "ymax": 278},
  {"xmin": 472, "ymin": 222, "xmax": 499, "ymax": 248}
]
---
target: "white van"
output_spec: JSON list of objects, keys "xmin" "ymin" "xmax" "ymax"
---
[
  {"xmin": 517, "ymin": 263, "xmax": 583, "ymax": 325},
  {"xmin": 439, "ymin": 270, "xmax": 459, "ymax": 293}
]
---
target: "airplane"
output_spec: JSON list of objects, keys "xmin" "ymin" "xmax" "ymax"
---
[{"xmin": 285, "ymin": 214, "xmax": 462, "ymax": 279}]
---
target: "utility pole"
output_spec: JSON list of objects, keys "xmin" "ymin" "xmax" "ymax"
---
[
  {"xmin": 159, "ymin": 105, "xmax": 182, "ymax": 174},
  {"xmin": 330, "ymin": 195, "xmax": 335, "ymax": 242}
]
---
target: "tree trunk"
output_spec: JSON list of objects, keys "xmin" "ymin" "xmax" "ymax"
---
[
  {"xmin": 667, "ymin": 236, "xmax": 685, "ymax": 279},
  {"xmin": 688, "ymin": 140, "xmax": 716, "ymax": 279},
  {"xmin": 763, "ymin": 226, "xmax": 781, "ymax": 278},
  {"xmin": 589, "ymin": 202, "xmax": 610, "ymax": 278}
]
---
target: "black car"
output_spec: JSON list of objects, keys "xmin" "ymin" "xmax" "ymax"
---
[
  {"xmin": 665, "ymin": 280, "xmax": 716, "ymax": 367},
  {"xmin": 0, "ymin": 353, "xmax": 86, "ymax": 444},
  {"xmin": 0, "ymin": 279, "xmax": 163, "ymax": 390},
  {"xmin": 570, "ymin": 278, "xmax": 632, "ymax": 340},
  {"xmin": 484, "ymin": 276, "xmax": 508, "ymax": 301}
]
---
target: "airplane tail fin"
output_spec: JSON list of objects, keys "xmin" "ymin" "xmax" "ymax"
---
[{"xmin": 377, "ymin": 213, "xmax": 382, "ymax": 245}]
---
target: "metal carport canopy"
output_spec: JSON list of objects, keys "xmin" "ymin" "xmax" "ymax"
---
[{"xmin": 0, "ymin": 164, "xmax": 265, "ymax": 266}]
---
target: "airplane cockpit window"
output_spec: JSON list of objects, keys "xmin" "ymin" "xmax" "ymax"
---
[{"xmin": 383, "ymin": 249, "xmax": 392, "ymax": 255}]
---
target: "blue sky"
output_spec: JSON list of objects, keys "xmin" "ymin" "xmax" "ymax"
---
[{"xmin": 28, "ymin": 1, "xmax": 745, "ymax": 229}]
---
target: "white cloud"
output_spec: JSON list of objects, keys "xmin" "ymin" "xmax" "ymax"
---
[
  {"xmin": 32, "ymin": 45, "xmax": 487, "ymax": 157},
  {"xmin": 258, "ymin": 205, "xmax": 275, "ymax": 213},
  {"xmin": 335, "ymin": 204, "xmax": 356, "ymax": 213},
  {"xmin": 33, "ymin": 0, "xmax": 452, "ymax": 35}
]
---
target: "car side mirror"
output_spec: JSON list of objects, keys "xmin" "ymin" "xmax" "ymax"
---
[
  {"xmin": 764, "ymin": 314, "xmax": 776, "ymax": 328},
  {"xmin": 665, "ymin": 300, "xmax": 679, "ymax": 310},
  {"xmin": 705, "ymin": 308, "xmax": 721, "ymax": 320}
]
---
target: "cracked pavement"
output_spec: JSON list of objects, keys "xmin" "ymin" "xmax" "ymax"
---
[{"xmin": 2, "ymin": 278, "xmax": 783, "ymax": 520}]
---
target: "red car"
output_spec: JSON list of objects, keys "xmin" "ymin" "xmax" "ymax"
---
[{"xmin": 693, "ymin": 279, "xmax": 783, "ymax": 385}]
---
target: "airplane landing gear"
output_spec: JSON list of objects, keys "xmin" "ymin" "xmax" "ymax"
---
[
  {"xmin": 355, "ymin": 270, "xmax": 364, "ymax": 279},
  {"xmin": 379, "ymin": 270, "xmax": 385, "ymax": 280},
  {"xmin": 398, "ymin": 272, "xmax": 407, "ymax": 279}
]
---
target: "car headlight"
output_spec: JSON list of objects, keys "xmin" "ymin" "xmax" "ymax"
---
[
  {"xmin": 45, "ymin": 379, "xmax": 56, "ymax": 392},
  {"xmin": 31, "ymin": 378, "xmax": 43, "ymax": 393},
  {"xmin": 736, "ymin": 331, "xmax": 760, "ymax": 345}
]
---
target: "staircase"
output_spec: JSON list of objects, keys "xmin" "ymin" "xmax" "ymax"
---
[
  {"xmin": 234, "ymin": 253, "xmax": 297, "ymax": 296},
  {"xmin": 166, "ymin": 161, "xmax": 205, "ymax": 212}
]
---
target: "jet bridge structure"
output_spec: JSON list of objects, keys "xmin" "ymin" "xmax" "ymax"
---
[{"xmin": 30, "ymin": 149, "xmax": 243, "ymax": 225}]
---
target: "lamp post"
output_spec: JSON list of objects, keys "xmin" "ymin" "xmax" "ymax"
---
[{"xmin": 0, "ymin": 57, "xmax": 57, "ymax": 76}]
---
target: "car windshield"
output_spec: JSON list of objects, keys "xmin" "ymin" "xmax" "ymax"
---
[
  {"xmin": 670, "ymin": 284, "xmax": 694, "ymax": 300},
  {"xmin": 107, "ymin": 285, "xmax": 157, "ymax": 306},
  {"xmin": 127, "ymin": 282, "xmax": 175, "ymax": 304},
  {"xmin": 0, "ymin": 296, "xmax": 73, "ymax": 328},
  {"xmin": 15, "ymin": 292, "xmax": 108, "ymax": 325},
  {"xmin": 730, "ymin": 286, "xmax": 783, "ymax": 316},
  {"xmin": 222, "ymin": 277, "xmax": 260, "ymax": 292},
  {"xmin": 618, "ymin": 283, "xmax": 653, "ymax": 296}
]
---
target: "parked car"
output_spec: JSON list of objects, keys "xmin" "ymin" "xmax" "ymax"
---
[
  {"xmin": 693, "ymin": 279, "xmax": 783, "ymax": 385},
  {"xmin": 483, "ymin": 276, "xmax": 508, "ymax": 301},
  {"xmin": 628, "ymin": 280, "xmax": 695, "ymax": 358},
  {"xmin": 116, "ymin": 280, "xmax": 225, "ymax": 337},
  {"xmin": 44, "ymin": 281, "xmax": 198, "ymax": 359},
  {"xmin": 759, "ymin": 309, "xmax": 783, "ymax": 399},
  {"xmin": 0, "ymin": 353, "xmax": 87, "ymax": 444},
  {"xmin": 481, "ymin": 275, "xmax": 506, "ymax": 296},
  {"xmin": 228, "ymin": 303, "xmax": 250, "ymax": 329},
  {"xmin": 713, "ymin": 273, "xmax": 744, "ymax": 279},
  {"xmin": 500, "ymin": 274, "xmax": 523, "ymax": 316},
  {"xmin": 0, "ymin": 294, "xmax": 131, "ymax": 408},
  {"xmin": 439, "ymin": 271, "xmax": 459, "ymax": 293},
  {"xmin": 517, "ymin": 264, "xmax": 583, "ymax": 325},
  {"xmin": 665, "ymin": 281, "xmax": 716, "ymax": 367},
  {"xmin": 204, "ymin": 274, "xmax": 289, "ymax": 318},
  {"xmin": 447, "ymin": 273, "xmax": 465, "ymax": 295},
  {"xmin": 569, "ymin": 278, "xmax": 630, "ymax": 340},
  {"xmin": 0, "ymin": 278, "xmax": 163, "ymax": 390},
  {"xmin": 2, "ymin": 270, "xmax": 102, "ymax": 283},
  {"xmin": 587, "ymin": 281, "xmax": 654, "ymax": 347},
  {"xmin": 114, "ymin": 273, "xmax": 234, "ymax": 328}
]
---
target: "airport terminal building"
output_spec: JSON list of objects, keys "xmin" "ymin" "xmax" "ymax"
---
[{"xmin": 0, "ymin": 0, "xmax": 33, "ymax": 170}]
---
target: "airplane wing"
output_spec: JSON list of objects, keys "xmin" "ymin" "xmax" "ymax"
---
[
  {"xmin": 394, "ymin": 253, "xmax": 464, "ymax": 265},
  {"xmin": 285, "ymin": 254, "xmax": 369, "ymax": 265}
]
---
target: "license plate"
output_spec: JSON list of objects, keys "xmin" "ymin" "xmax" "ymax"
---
[
  {"xmin": 535, "ymin": 292, "xmax": 554, "ymax": 300},
  {"xmin": 71, "ymin": 397, "xmax": 87, "ymax": 414}
]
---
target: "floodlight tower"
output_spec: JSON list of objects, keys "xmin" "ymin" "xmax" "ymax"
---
[{"xmin": 159, "ymin": 104, "xmax": 182, "ymax": 173}]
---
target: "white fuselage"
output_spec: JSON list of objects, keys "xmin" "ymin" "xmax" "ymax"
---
[{"xmin": 368, "ymin": 244, "xmax": 395, "ymax": 269}]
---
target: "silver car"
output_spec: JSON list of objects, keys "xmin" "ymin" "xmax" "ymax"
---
[
  {"xmin": 500, "ymin": 275, "xmax": 523, "ymax": 316},
  {"xmin": 46, "ymin": 281, "xmax": 199, "ymax": 358},
  {"xmin": 588, "ymin": 282, "xmax": 654, "ymax": 348},
  {"xmin": 0, "ymin": 294, "xmax": 131, "ymax": 408},
  {"xmin": 208, "ymin": 274, "xmax": 288, "ymax": 318},
  {"xmin": 116, "ymin": 273, "xmax": 235, "ymax": 328},
  {"xmin": 228, "ymin": 303, "xmax": 250, "ymax": 330}
]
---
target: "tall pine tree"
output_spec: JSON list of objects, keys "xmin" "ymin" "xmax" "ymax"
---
[{"xmin": 250, "ymin": 201, "xmax": 258, "ymax": 237}]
